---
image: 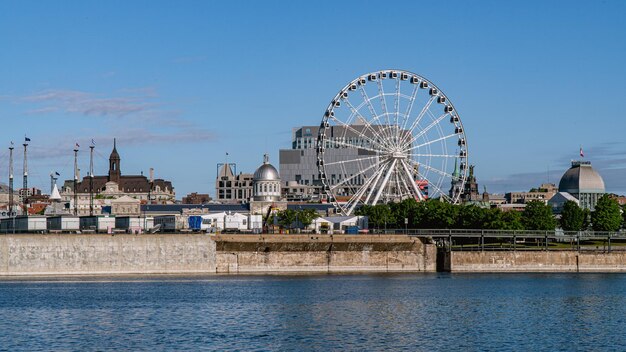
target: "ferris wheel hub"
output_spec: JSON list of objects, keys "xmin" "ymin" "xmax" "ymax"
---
[{"xmin": 391, "ymin": 151, "xmax": 406, "ymax": 159}]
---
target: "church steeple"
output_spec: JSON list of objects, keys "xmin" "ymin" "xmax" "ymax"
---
[{"xmin": 108, "ymin": 138, "xmax": 121, "ymax": 183}]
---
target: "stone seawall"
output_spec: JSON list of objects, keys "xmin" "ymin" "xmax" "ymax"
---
[
  {"xmin": 0, "ymin": 234, "xmax": 435, "ymax": 276},
  {"xmin": 214, "ymin": 234, "xmax": 436, "ymax": 273},
  {"xmin": 0, "ymin": 234, "xmax": 216, "ymax": 276},
  {"xmin": 452, "ymin": 251, "xmax": 626, "ymax": 272}
]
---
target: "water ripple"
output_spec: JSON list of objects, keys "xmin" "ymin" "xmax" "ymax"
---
[{"xmin": 0, "ymin": 273, "xmax": 625, "ymax": 351}]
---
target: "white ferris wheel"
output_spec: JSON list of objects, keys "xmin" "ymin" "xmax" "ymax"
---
[{"xmin": 316, "ymin": 70, "xmax": 469, "ymax": 215}]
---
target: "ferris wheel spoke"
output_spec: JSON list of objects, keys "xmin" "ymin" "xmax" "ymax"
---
[
  {"xmin": 330, "ymin": 117, "xmax": 383, "ymax": 151},
  {"xmin": 341, "ymin": 98, "xmax": 390, "ymax": 149},
  {"xmin": 409, "ymin": 153, "xmax": 459, "ymax": 158},
  {"xmin": 407, "ymin": 158, "xmax": 454, "ymax": 180},
  {"xmin": 401, "ymin": 84, "xmax": 420, "ymax": 133},
  {"xmin": 405, "ymin": 133, "xmax": 458, "ymax": 153},
  {"xmin": 398, "ymin": 95, "xmax": 436, "ymax": 148},
  {"xmin": 375, "ymin": 79, "xmax": 397, "ymax": 145},
  {"xmin": 400, "ymin": 112, "xmax": 450, "ymax": 151},
  {"xmin": 329, "ymin": 161, "xmax": 381, "ymax": 191},
  {"xmin": 394, "ymin": 78, "xmax": 401, "ymax": 137},
  {"xmin": 357, "ymin": 87, "xmax": 394, "ymax": 149},
  {"xmin": 323, "ymin": 155, "xmax": 379, "ymax": 167},
  {"xmin": 326, "ymin": 139, "xmax": 382, "ymax": 154},
  {"xmin": 416, "ymin": 169, "xmax": 452, "ymax": 202},
  {"xmin": 376, "ymin": 76, "xmax": 390, "ymax": 127}
]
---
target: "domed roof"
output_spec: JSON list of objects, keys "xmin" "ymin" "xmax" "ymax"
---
[
  {"xmin": 558, "ymin": 161, "xmax": 605, "ymax": 194},
  {"xmin": 253, "ymin": 154, "xmax": 280, "ymax": 181}
]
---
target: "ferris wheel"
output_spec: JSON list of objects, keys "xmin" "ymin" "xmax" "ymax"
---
[{"xmin": 316, "ymin": 70, "xmax": 468, "ymax": 215}]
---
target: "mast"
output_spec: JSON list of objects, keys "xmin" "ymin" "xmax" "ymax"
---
[
  {"xmin": 8, "ymin": 143, "xmax": 14, "ymax": 225},
  {"xmin": 22, "ymin": 140, "xmax": 28, "ymax": 214},
  {"xmin": 89, "ymin": 142, "xmax": 94, "ymax": 216},
  {"xmin": 73, "ymin": 145, "xmax": 79, "ymax": 216}
]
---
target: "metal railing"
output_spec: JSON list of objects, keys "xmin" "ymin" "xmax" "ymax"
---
[{"xmin": 368, "ymin": 228, "xmax": 626, "ymax": 253}]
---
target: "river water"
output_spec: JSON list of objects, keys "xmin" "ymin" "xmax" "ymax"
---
[{"xmin": 0, "ymin": 273, "xmax": 624, "ymax": 351}]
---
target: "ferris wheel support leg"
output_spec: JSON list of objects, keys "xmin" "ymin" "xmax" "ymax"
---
[
  {"xmin": 346, "ymin": 168, "xmax": 383, "ymax": 215},
  {"xmin": 372, "ymin": 159, "xmax": 397, "ymax": 205},
  {"xmin": 364, "ymin": 164, "xmax": 387, "ymax": 205},
  {"xmin": 401, "ymin": 159, "xmax": 425, "ymax": 201}
]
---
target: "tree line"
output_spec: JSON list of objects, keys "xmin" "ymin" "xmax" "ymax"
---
[{"xmin": 355, "ymin": 194, "xmax": 625, "ymax": 232}]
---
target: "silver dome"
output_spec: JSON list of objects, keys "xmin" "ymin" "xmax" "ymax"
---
[
  {"xmin": 253, "ymin": 163, "xmax": 280, "ymax": 181},
  {"xmin": 558, "ymin": 161, "xmax": 605, "ymax": 194}
]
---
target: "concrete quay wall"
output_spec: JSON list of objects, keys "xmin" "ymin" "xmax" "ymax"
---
[
  {"xmin": 0, "ymin": 234, "xmax": 216, "ymax": 276},
  {"xmin": 0, "ymin": 234, "xmax": 435, "ymax": 276},
  {"xmin": 214, "ymin": 234, "xmax": 436, "ymax": 273},
  {"xmin": 452, "ymin": 251, "xmax": 626, "ymax": 272}
]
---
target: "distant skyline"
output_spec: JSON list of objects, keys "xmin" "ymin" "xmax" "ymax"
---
[{"xmin": 1, "ymin": 1, "xmax": 625, "ymax": 197}]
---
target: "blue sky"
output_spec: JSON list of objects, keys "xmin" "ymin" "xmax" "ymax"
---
[{"xmin": 1, "ymin": 0, "xmax": 625, "ymax": 197}]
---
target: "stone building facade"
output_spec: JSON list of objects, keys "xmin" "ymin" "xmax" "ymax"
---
[{"xmin": 61, "ymin": 139, "xmax": 175, "ymax": 215}]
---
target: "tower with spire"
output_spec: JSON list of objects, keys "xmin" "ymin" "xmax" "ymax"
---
[
  {"xmin": 108, "ymin": 138, "xmax": 121, "ymax": 183},
  {"xmin": 449, "ymin": 158, "xmax": 463, "ymax": 199}
]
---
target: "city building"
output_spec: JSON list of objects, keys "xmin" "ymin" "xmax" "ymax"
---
[
  {"xmin": 460, "ymin": 165, "xmax": 481, "ymax": 202},
  {"xmin": 182, "ymin": 192, "xmax": 211, "ymax": 204},
  {"xmin": 250, "ymin": 154, "xmax": 287, "ymax": 217},
  {"xmin": 278, "ymin": 126, "xmax": 327, "ymax": 199},
  {"xmin": 282, "ymin": 181, "xmax": 317, "ymax": 202},
  {"xmin": 253, "ymin": 154, "xmax": 282, "ymax": 202},
  {"xmin": 547, "ymin": 192, "xmax": 580, "ymax": 214},
  {"xmin": 18, "ymin": 187, "xmax": 42, "ymax": 203},
  {"xmin": 215, "ymin": 163, "xmax": 253, "ymax": 203},
  {"xmin": 62, "ymin": 139, "xmax": 175, "ymax": 215},
  {"xmin": 111, "ymin": 195, "xmax": 141, "ymax": 216},
  {"xmin": 449, "ymin": 159, "xmax": 463, "ymax": 199},
  {"xmin": 485, "ymin": 193, "xmax": 507, "ymax": 207},
  {"xmin": 552, "ymin": 160, "xmax": 605, "ymax": 211},
  {"xmin": 44, "ymin": 184, "xmax": 69, "ymax": 216},
  {"xmin": 505, "ymin": 183, "xmax": 557, "ymax": 204}
]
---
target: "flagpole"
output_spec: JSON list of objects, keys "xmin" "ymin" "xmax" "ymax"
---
[
  {"xmin": 73, "ymin": 145, "xmax": 79, "ymax": 216},
  {"xmin": 8, "ymin": 143, "xmax": 14, "ymax": 233},
  {"xmin": 89, "ymin": 143, "xmax": 94, "ymax": 216}
]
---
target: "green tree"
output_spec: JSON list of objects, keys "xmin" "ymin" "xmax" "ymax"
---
[
  {"xmin": 356, "ymin": 204, "xmax": 394, "ymax": 230},
  {"xmin": 415, "ymin": 199, "xmax": 458, "ymax": 229},
  {"xmin": 560, "ymin": 201, "xmax": 589, "ymax": 231},
  {"xmin": 522, "ymin": 201, "xmax": 556, "ymax": 231},
  {"xmin": 455, "ymin": 205, "xmax": 487, "ymax": 229},
  {"xmin": 501, "ymin": 210, "xmax": 524, "ymax": 230},
  {"xmin": 276, "ymin": 209, "xmax": 297, "ymax": 229},
  {"xmin": 591, "ymin": 194, "xmax": 622, "ymax": 232},
  {"xmin": 389, "ymin": 198, "xmax": 419, "ymax": 228},
  {"xmin": 296, "ymin": 208, "xmax": 319, "ymax": 229}
]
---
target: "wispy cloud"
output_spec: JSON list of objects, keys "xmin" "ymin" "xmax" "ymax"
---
[
  {"xmin": 22, "ymin": 126, "xmax": 216, "ymax": 162},
  {"xmin": 17, "ymin": 88, "xmax": 155, "ymax": 117}
]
